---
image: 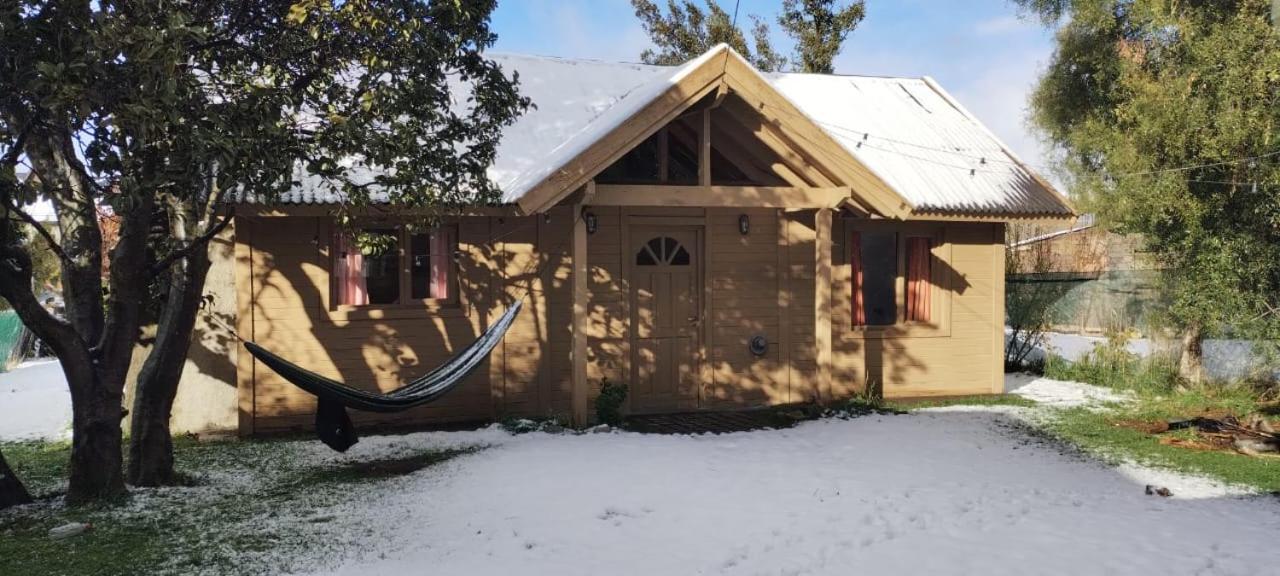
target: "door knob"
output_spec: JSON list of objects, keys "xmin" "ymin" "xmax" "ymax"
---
[{"xmin": 687, "ymin": 315, "xmax": 700, "ymax": 324}]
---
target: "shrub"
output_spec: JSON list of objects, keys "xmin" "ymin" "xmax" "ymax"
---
[
  {"xmin": 594, "ymin": 379, "xmax": 628, "ymax": 426},
  {"xmin": 1044, "ymin": 329, "xmax": 1180, "ymax": 393}
]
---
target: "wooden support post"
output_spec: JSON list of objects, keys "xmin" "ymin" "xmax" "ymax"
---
[
  {"xmin": 570, "ymin": 182, "xmax": 594, "ymax": 426},
  {"xmin": 814, "ymin": 208, "xmax": 833, "ymax": 402},
  {"xmin": 699, "ymin": 108, "xmax": 712, "ymax": 186},
  {"xmin": 992, "ymin": 222, "xmax": 1006, "ymax": 394}
]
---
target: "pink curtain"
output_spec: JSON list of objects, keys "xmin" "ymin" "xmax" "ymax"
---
[
  {"xmin": 429, "ymin": 229, "xmax": 451, "ymax": 299},
  {"xmin": 906, "ymin": 237, "xmax": 932, "ymax": 323},
  {"xmin": 850, "ymin": 232, "xmax": 865, "ymax": 326},
  {"xmin": 335, "ymin": 232, "xmax": 368, "ymax": 306}
]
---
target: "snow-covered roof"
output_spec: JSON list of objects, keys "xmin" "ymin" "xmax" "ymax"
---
[
  {"xmin": 274, "ymin": 47, "xmax": 1071, "ymax": 217},
  {"xmin": 769, "ymin": 73, "xmax": 1068, "ymax": 215}
]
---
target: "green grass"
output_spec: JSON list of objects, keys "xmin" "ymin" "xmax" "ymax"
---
[
  {"xmin": 0, "ymin": 435, "xmax": 480, "ymax": 576},
  {"xmin": 1044, "ymin": 405, "xmax": 1280, "ymax": 493},
  {"xmin": 825, "ymin": 393, "xmax": 1036, "ymax": 419},
  {"xmin": 1043, "ymin": 346, "xmax": 1183, "ymax": 395},
  {"xmin": 1038, "ymin": 341, "xmax": 1280, "ymax": 493},
  {"xmin": 885, "ymin": 394, "xmax": 1038, "ymax": 410}
]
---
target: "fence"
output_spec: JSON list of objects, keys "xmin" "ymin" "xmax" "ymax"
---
[{"xmin": 0, "ymin": 310, "xmax": 28, "ymax": 372}]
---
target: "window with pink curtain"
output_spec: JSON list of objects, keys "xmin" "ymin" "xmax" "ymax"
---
[
  {"xmin": 336, "ymin": 225, "xmax": 455, "ymax": 307},
  {"xmin": 334, "ymin": 232, "xmax": 368, "ymax": 306},
  {"xmin": 852, "ymin": 230, "xmax": 897, "ymax": 326},
  {"xmin": 905, "ymin": 237, "xmax": 932, "ymax": 323},
  {"xmin": 411, "ymin": 227, "xmax": 454, "ymax": 300}
]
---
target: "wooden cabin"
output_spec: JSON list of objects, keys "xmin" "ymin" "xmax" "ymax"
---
[{"xmin": 171, "ymin": 46, "xmax": 1074, "ymax": 436}]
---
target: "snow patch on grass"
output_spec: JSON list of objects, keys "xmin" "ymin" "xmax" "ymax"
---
[{"xmin": 1006, "ymin": 372, "xmax": 1130, "ymax": 408}]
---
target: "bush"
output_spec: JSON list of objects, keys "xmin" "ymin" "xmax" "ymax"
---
[
  {"xmin": 1044, "ymin": 330, "xmax": 1180, "ymax": 393},
  {"xmin": 594, "ymin": 379, "xmax": 628, "ymax": 427}
]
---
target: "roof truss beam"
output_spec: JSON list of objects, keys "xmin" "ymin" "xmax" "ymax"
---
[{"xmin": 592, "ymin": 185, "xmax": 852, "ymax": 209}]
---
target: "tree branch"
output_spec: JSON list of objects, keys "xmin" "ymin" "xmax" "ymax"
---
[
  {"xmin": 1, "ymin": 198, "xmax": 70, "ymax": 263},
  {"xmin": 148, "ymin": 207, "xmax": 233, "ymax": 276}
]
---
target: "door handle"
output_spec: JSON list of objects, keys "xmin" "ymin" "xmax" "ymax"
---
[{"xmin": 688, "ymin": 315, "xmax": 700, "ymax": 325}]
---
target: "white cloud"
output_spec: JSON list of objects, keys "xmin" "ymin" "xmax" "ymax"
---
[{"xmin": 973, "ymin": 14, "xmax": 1033, "ymax": 36}]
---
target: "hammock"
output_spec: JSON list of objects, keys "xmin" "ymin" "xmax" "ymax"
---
[{"xmin": 244, "ymin": 301, "xmax": 522, "ymax": 451}]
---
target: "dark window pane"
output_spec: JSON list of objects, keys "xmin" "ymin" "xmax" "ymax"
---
[
  {"xmin": 647, "ymin": 238, "xmax": 664, "ymax": 261},
  {"xmin": 663, "ymin": 237, "xmax": 678, "ymax": 261},
  {"xmin": 860, "ymin": 231, "xmax": 897, "ymax": 325},
  {"xmin": 670, "ymin": 246, "xmax": 690, "ymax": 265},
  {"xmin": 362, "ymin": 228, "xmax": 400, "ymax": 305},
  {"xmin": 636, "ymin": 246, "xmax": 657, "ymax": 266}
]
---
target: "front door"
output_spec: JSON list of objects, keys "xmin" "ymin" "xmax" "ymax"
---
[{"xmin": 630, "ymin": 226, "xmax": 702, "ymax": 413}]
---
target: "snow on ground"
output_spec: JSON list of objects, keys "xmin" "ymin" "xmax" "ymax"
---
[
  {"xmin": 3, "ymin": 363, "xmax": 1276, "ymax": 575},
  {"xmin": 1004, "ymin": 372, "xmax": 1130, "ymax": 408},
  {"xmin": 0, "ymin": 360, "xmax": 70, "ymax": 441},
  {"xmin": 296, "ymin": 414, "xmax": 1280, "ymax": 576}
]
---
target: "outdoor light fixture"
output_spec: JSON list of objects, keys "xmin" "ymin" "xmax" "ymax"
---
[
  {"xmin": 738, "ymin": 214, "xmax": 750, "ymax": 235},
  {"xmin": 584, "ymin": 211, "xmax": 598, "ymax": 235}
]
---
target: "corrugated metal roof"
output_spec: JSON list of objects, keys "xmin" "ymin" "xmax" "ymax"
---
[
  {"xmin": 770, "ymin": 73, "xmax": 1069, "ymax": 215},
  {"xmin": 264, "ymin": 47, "xmax": 1071, "ymax": 217}
]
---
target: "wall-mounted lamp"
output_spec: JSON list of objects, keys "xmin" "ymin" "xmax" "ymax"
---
[
  {"xmin": 583, "ymin": 211, "xmax": 598, "ymax": 235},
  {"xmin": 544, "ymin": 213, "xmax": 552, "ymax": 224},
  {"xmin": 738, "ymin": 214, "xmax": 750, "ymax": 236}
]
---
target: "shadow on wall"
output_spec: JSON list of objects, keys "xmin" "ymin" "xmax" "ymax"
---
[
  {"xmin": 246, "ymin": 216, "xmax": 499, "ymax": 433},
  {"xmin": 125, "ymin": 231, "xmax": 240, "ymax": 435}
]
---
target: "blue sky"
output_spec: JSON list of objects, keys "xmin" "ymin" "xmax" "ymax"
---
[{"xmin": 490, "ymin": 0, "xmax": 1059, "ymax": 178}]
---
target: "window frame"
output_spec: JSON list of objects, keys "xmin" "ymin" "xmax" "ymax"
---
[
  {"xmin": 326, "ymin": 219, "xmax": 464, "ymax": 320},
  {"xmin": 841, "ymin": 219, "xmax": 950, "ymax": 340}
]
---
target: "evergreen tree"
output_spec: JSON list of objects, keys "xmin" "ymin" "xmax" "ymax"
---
[
  {"xmin": 1016, "ymin": 0, "xmax": 1280, "ymax": 381},
  {"xmin": 778, "ymin": 0, "xmax": 866, "ymax": 73},
  {"xmin": 632, "ymin": 0, "xmax": 787, "ymax": 71}
]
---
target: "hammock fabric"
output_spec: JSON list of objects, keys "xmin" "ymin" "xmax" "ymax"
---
[{"xmin": 244, "ymin": 301, "xmax": 522, "ymax": 451}]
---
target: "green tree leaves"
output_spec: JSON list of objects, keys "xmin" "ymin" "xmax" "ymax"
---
[
  {"xmin": 1019, "ymin": 0, "xmax": 1280, "ymax": 343},
  {"xmin": 630, "ymin": 0, "xmax": 865, "ymax": 74}
]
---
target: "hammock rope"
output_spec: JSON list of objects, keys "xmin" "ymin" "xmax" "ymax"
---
[{"xmin": 226, "ymin": 214, "xmax": 576, "ymax": 451}]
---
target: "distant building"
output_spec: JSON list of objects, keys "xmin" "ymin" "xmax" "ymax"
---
[{"xmin": 1008, "ymin": 215, "xmax": 1162, "ymax": 335}]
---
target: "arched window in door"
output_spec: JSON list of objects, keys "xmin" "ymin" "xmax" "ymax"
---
[{"xmin": 636, "ymin": 236, "xmax": 691, "ymax": 266}]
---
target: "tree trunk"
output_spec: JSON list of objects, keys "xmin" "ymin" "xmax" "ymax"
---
[
  {"xmin": 128, "ymin": 245, "xmax": 211, "ymax": 486},
  {"xmin": 0, "ymin": 213, "xmax": 127, "ymax": 504},
  {"xmin": 0, "ymin": 447, "xmax": 32, "ymax": 510},
  {"xmin": 62, "ymin": 349, "xmax": 128, "ymax": 503},
  {"xmin": 1178, "ymin": 323, "xmax": 1204, "ymax": 385}
]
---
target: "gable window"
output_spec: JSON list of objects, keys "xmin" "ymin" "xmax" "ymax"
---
[
  {"xmin": 850, "ymin": 229, "xmax": 939, "ymax": 328},
  {"xmin": 334, "ymin": 224, "xmax": 456, "ymax": 308}
]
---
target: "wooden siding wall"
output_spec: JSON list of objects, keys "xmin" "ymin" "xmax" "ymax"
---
[
  {"xmin": 824, "ymin": 217, "xmax": 1005, "ymax": 398},
  {"xmin": 238, "ymin": 209, "xmax": 576, "ymax": 433},
  {"xmin": 236, "ymin": 211, "xmax": 1004, "ymax": 433},
  {"xmin": 705, "ymin": 208, "xmax": 789, "ymax": 407}
]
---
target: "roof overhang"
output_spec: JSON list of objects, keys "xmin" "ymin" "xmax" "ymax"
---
[{"xmin": 512, "ymin": 45, "xmax": 915, "ymax": 219}]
